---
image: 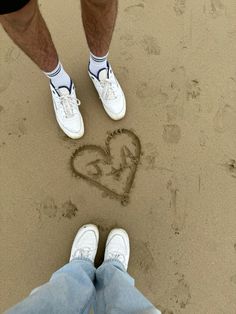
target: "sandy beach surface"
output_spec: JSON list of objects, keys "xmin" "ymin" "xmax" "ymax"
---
[{"xmin": 1, "ymin": 0, "xmax": 236, "ymax": 313}]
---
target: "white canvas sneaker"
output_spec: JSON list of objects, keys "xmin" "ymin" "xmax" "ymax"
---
[
  {"xmin": 88, "ymin": 63, "xmax": 126, "ymax": 120},
  {"xmin": 70, "ymin": 224, "xmax": 99, "ymax": 263},
  {"xmin": 104, "ymin": 228, "xmax": 130, "ymax": 271},
  {"xmin": 50, "ymin": 80, "xmax": 84, "ymax": 139}
]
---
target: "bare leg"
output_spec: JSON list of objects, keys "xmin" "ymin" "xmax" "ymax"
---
[
  {"xmin": 0, "ymin": 0, "xmax": 58, "ymax": 72},
  {"xmin": 80, "ymin": 0, "xmax": 118, "ymax": 57}
]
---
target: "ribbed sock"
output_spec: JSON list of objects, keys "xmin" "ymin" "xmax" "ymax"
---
[
  {"xmin": 44, "ymin": 61, "xmax": 71, "ymax": 90},
  {"xmin": 89, "ymin": 52, "xmax": 108, "ymax": 77}
]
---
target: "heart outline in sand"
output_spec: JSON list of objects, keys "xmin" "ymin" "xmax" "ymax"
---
[{"xmin": 70, "ymin": 129, "xmax": 141, "ymax": 205}]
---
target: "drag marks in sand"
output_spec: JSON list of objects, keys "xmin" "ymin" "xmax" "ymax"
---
[{"xmin": 70, "ymin": 129, "xmax": 141, "ymax": 205}]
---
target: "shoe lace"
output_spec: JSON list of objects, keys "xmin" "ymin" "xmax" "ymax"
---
[
  {"xmin": 72, "ymin": 247, "xmax": 92, "ymax": 260},
  {"xmin": 107, "ymin": 251, "xmax": 125, "ymax": 264},
  {"xmin": 100, "ymin": 79, "xmax": 118, "ymax": 100},
  {"xmin": 59, "ymin": 95, "xmax": 80, "ymax": 118}
]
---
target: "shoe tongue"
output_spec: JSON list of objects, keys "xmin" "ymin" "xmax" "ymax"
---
[
  {"xmin": 58, "ymin": 87, "xmax": 70, "ymax": 96},
  {"xmin": 98, "ymin": 68, "xmax": 108, "ymax": 81}
]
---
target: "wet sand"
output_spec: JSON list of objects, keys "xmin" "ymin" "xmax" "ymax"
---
[{"xmin": 1, "ymin": 0, "xmax": 236, "ymax": 313}]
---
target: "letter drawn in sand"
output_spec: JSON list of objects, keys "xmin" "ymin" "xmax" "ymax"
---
[{"xmin": 70, "ymin": 129, "xmax": 141, "ymax": 205}]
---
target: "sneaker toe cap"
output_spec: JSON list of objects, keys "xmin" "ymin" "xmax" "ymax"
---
[
  {"xmin": 62, "ymin": 115, "xmax": 84, "ymax": 138},
  {"xmin": 105, "ymin": 96, "xmax": 126, "ymax": 119}
]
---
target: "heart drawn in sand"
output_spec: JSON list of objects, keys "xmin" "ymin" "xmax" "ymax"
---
[{"xmin": 70, "ymin": 129, "xmax": 141, "ymax": 205}]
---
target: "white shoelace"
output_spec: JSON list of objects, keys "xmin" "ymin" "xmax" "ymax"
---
[
  {"xmin": 100, "ymin": 79, "xmax": 118, "ymax": 100},
  {"xmin": 59, "ymin": 95, "xmax": 80, "ymax": 118},
  {"xmin": 107, "ymin": 251, "xmax": 125, "ymax": 264},
  {"xmin": 72, "ymin": 247, "xmax": 93, "ymax": 260}
]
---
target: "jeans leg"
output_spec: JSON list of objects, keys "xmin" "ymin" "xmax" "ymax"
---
[
  {"xmin": 5, "ymin": 259, "xmax": 96, "ymax": 314},
  {"xmin": 95, "ymin": 260, "xmax": 161, "ymax": 314}
]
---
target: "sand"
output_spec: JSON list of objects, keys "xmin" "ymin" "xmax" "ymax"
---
[{"xmin": 1, "ymin": 0, "xmax": 236, "ymax": 313}]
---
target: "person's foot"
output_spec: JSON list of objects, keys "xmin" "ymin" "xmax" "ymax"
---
[
  {"xmin": 88, "ymin": 62, "xmax": 126, "ymax": 120},
  {"xmin": 70, "ymin": 224, "xmax": 99, "ymax": 263},
  {"xmin": 104, "ymin": 228, "xmax": 130, "ymax": 271},
  {"xmin": 50, "ymin": 80, "xmax": 84, "ymax": 139}
]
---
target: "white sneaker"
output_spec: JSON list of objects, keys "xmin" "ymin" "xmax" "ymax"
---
[
  {"xmin": 50, "ymin": 80, "xmax": 84, "ymax": 139},
  {"xmin": 70, "ymin": 224, "xmax": 99, "ymax": 263},
  {"xmin": 104, "ymin": 228, "xmax": 130, "ymax": 271},
  {"xmin": 88, "ymin": 63, "xmax": 126, "ymax": 120}
]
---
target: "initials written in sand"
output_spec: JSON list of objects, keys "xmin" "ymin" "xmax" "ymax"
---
[{"xmin": 70, "ymin": 129, "xmax": 141, "ymax": 205}]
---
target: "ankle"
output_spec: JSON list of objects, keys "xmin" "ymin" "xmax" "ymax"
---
[
  {"xmin": 89, "ymin": 51, "xmax": 108, "ymax": 76},
  {"xmin": 44, "ymin": 61, "xmax": 71, "ymax": 90}
]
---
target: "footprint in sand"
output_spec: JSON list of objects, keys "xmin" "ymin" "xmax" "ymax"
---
[
  {"xmin": 164, "ymin": 67, "xmax": 186, "ymax": 122},
  {"xmin": 0, "ymin": 66, "xmax": 12, "ymax": 93},
  {"xmin": 199, "ymin": 130, "xmax": 208, "ymax": 149},
  {"xmin": 223, "ymin": 159, "xmax": 236, "ymax": 178},
  {"xmin": 6, "ymin": 118, "xmax": 27, "ymax": 139},
  {"xmin": 136, "ymin": 80, "xmax": 168, "ymax": 106},
  {"xmin": 213, "ymin": 104, "xmax": 236, "ymax": 133},
  {"xmin": 18, "ymin": 118, "xmax": 27, "ymax": 137},
  {"xmin": 230, "ymin": 274, "xmax": 236, "ymax": 285},
  {"xmin": 61, "ymin": 201, "xmax": 78, "ymax": 219},
  {"xmin": 186, "ymin": 80, "xmax": 201, "ymax": 101},
  {"xmin": 204, "ymin": 0, "xmax": 226, "ymax": 18},
  {"xmin": 132, "ymin": 239, "xmax": 158, "ymax": 294},
  {"xmin": 170, "ymin": 273, "xmax": 191, "ymax": 310},
  {"xmin": 210, "ymin": 0, "xmax": 226, "ymax": 17},
  {"xmin": 167, "ymin": 178, "xmax": 186, "ymax": 235},
  {"xmin": 36, "ymin": 198, "xmax": 78, "ymax": 221},
  {"xmin": 141, "ymin": 35, "xmax": 161, "ymax": 56},
  {"xmin": 0, "ymin": 142, "xmax": 6, "ymax": 149},
  {"xmin": 124, "ymin": 2, "xmax": 145, "ymax": 20},
  {"xmin": 4, "ymin": 46, "xmax": 21, "ymax": 64},
  {"xmin": 162, "ymin": 310, "xmax": 174, "ymax": 314},
  {"xmin": 37, "ymin": 197, "xmax": 58, "ymax": 219},
  {"xmin": 120, "ymin": 34, "xmax": 135, "ymax": 47},
  {"xmin": 124, "ymin": 2, "xmax": 144, "ymax": 13},
  {"xmin": 163, "ymin": 124, "xmax": 181, "ymax": 144},
  {"xmin": 143, "ymin": 143, "xmax": 159, "ymax": 170},
  {"xmin": 116, "ymin": 66, "xmax": 129, "ymax": 81},
  {"xmin": 173, "ymin": 0, "xmax": 186, "ymax": 16}
]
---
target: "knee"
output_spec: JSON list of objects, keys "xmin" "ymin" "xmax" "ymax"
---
[{"xmin": 0, "ymin": 0, "xmax": 38, "ymax": 32}]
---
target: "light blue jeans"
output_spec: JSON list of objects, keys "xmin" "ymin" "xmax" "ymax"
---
[{"xmin": 5, "ymin": 259, "xmax": 161, "ymax": 314}]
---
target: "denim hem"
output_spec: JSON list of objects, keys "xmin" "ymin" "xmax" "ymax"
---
[
  {"xmin": 102, "ymin": 259, "xmax": 126, "ymax": 272},
  {"xmin": 71, "ymin": 257, "xmax": 94, "ymax": 265}
]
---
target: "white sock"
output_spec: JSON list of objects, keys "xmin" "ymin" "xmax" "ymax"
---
[
  {"xmin": 89, "ymin": 52, "xmax": 109, "ymax": 76},
  {"xmin": 44, "ymin": 62, "xmax": 71, "ymax": 90}
]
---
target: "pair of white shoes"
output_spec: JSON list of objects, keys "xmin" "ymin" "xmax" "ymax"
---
[
  {"xmin": 70, "ymin": 224, "xmax": 130, "ymax": 271},
  {"xmin": 50, "ymin": 63, "xmax": 126, "ymax": 139}
]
